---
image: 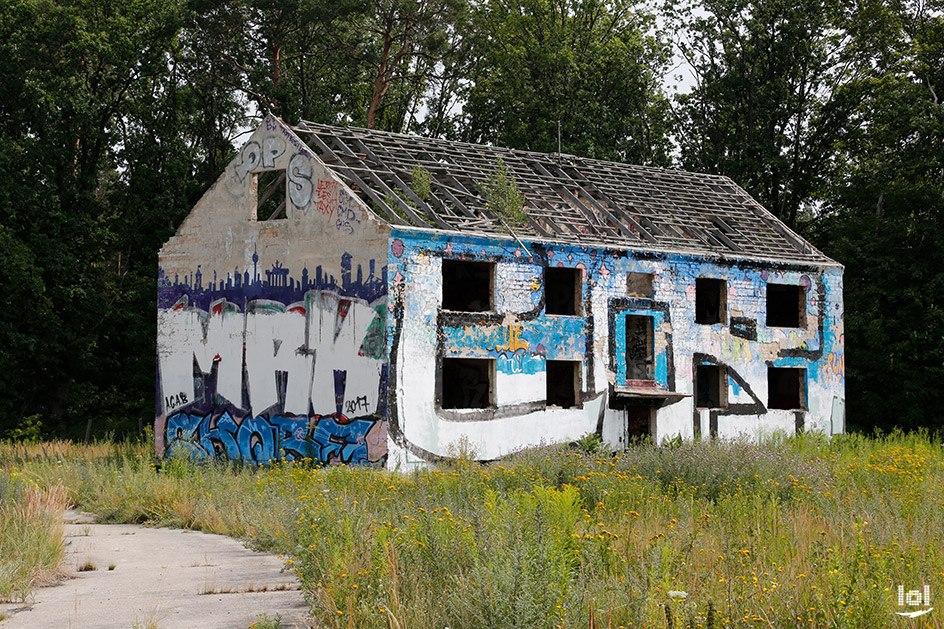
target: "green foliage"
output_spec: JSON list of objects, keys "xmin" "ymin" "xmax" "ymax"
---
[
  {"xmin": 667, "ymin": 0, "xmax": 866, "ymax": 225},
  {"xmin": 0, "ymin": 0, "xmax": 190, "ymax": 439},
  {"xmin": 574, "ymin": 432, "xmax": 604, "ymax": 455},
  {"xmin": 462, "ymin": 0, "xmax": 672, "ymax": 164},
  {"xmin": 809, "ymin": 8, "xmax": 944, "ymax": 433},
  {"xmin": 409, "ymin": 164, "xmax": 433, "ymax": 201},
  {"xmin": 5, "ymin": 415, "xmax": 46, "ymax": 443},
  {"xmin": 249, "ymin": 612, "xmax": 283, "ymax": 629},
  {"xmin": 481, "ymin": 158, "xmax": 527, "ymax": 229}
]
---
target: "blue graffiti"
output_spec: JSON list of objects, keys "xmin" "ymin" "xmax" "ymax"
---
[
  {"xmin": 496, "ymin": 351, "xmax": 545, "ymax": 375},
  {"xmin": 166, "ymin": 411, "xmax": 383, "ymax": 465}
]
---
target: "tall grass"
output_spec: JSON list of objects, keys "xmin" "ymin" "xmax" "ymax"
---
[
  {"xmin": 0, "ymin": 472, "xmax": 67, "ymax": 602},
  {"xmin": 2, "ymin": 431, "xmax": 943, "ymax": 627}
]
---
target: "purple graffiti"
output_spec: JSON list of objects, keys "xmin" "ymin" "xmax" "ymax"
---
[{"xmin": 158, "ymin": 253, "xmax": 386, "ymax": 312}]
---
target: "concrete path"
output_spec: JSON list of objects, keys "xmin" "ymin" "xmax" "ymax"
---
[{"xmin": 0, "ymin": 511, "xmax": 312, "ymax": 629}]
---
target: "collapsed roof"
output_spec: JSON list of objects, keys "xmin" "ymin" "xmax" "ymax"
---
[{"xmin": 293, "ymin": 121, "xmax": 833, "ymax": 265}]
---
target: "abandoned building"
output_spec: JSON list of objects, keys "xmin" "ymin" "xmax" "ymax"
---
[{"xmin": 156, "ymin": 115, "xmax": 845, "ymax": 468}]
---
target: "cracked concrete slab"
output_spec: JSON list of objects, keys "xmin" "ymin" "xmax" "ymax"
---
[{"xmin": 0, "ymin": 511, "xmax": 312, "ymax": 629}]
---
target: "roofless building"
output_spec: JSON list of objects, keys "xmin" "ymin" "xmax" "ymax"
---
[{"xmin": 156, "ymin": 116, "xmax": 845, "ymax": 467}]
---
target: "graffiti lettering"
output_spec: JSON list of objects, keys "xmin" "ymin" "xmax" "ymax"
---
[
  {"xmin": 495, "ymin": 352, "xmax": 544, "ymax": 376},
  {"xmin": 335, "ymin": 189, "xmax": 361, "ymax": 234},
  {"xmin": 158, "ymin": 291, "xmax": 384, "ymax": 423},
  {"xmin": 288, "ymin": 153, "xmax": 313, "ymax": 210},
  {"xmin": 358, "ymin": 306, "xmax": 386, "ymax": 359},
  {"xmin": 166, "ymin": 410, "xmax": 386, "ymax": 465},
  {"xmin": 265, "ymin": 116, "xmax": 315, "ymax": 159},
  {"xmin": 345, "ymin": 396, "xmax": 370, "ymax": 415},
  {"xmin": 496, "ymin": 324, "xmax": 528, "ymax": 352},
  {"xmin": 315, "ymin": 179, "xmax": 339, "ymax": 217},
  {"xmin": 261, "ymin": 136, "xmax": 286, "ymax": 169},
  {"xmin": 233, "ymin": 141, "xmax": 261, "ymax": 181},
  {"xmin": 824, "ymin": 352, "xmax": 844, "ymax": 382},
  {"xmin": 164, "ymin": 392, "xmax": 189, "ymax": 411}
]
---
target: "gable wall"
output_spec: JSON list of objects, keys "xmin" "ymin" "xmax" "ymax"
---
[
  {"xmin": 156, "ymin": 117, "xmax": 391, "ymax": 465},
  {"xmin": 385, "ymin": 228, "xmax": 844, "ymax": 467}
]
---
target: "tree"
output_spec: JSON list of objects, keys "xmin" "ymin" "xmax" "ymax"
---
[
  {"xmin": 332, "ymin": 0, "xmax": 466, "ymax": 131},
  {"xmin": 812, "ymin": 3, "xmax": 944, "ymax": 432},
  {"xmin": 461, "ymin": 0, "xmax": 673, "ymax": 164},
  {"xmin": 184, "ymin": 0, "xmax": 369, "ymax": 124},
  {"xmin": 0, "ymin": 0, "xmax": 221, "ymax": 439},
  {"xmin": 668, "ymin": 0, "xmax": 867, "ymax": 225}
]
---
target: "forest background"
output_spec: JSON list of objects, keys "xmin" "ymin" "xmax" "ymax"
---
[{"xmin": 0, "ymin": 0, "xmax": 941, "ymax": 441}]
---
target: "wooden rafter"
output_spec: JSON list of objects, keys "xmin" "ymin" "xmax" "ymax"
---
[{"xmin": 292, "ymin": 121, "xmax": 832, "ymax": 264}]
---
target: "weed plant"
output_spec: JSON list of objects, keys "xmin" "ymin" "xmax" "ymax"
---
[
  {"xmin": 0, "ymin": 472, "xmax": 67, "ymax": 601},
  {"xmin": 2, "ymin": 431, "xmax": 944, "ymax": 628}
]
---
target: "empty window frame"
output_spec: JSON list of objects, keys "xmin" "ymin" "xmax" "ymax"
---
[
  {"xmin": 546, "ymin": 360, "xmax": 580, "ymax": 408},
  {"xmin": 627, "ymin": 272, "xmax": 655, "ymax": 298},
  {"xmin": 768, "ymin": 367, "xmax": 806, "ymax": 410},
  {"xmin": 545, "ymin": 267, "xmax": 581, "ymax": 315},
  {"xmin": 767, "ymin": 284, "xmax": 806, "ymax": 328},
  {"xmin": 695, "ymin": 364, "xmax": 726, "ymax": 409},
  {"xmin": 441, "ymin": 358, "xmax": 494, "ymax": 409},
  {"xmin": 695, "ymin": 278, "xmax": 726, "ymax": 324},
  {"xmin": 442, "ymin": 260, "xmax": 494, "ymax": 312},
  {"xmin": 255, "ymin": 170, "xmax": 287, "ymax": 220},
  {"xmin": 625, "ymin": 315, "xmax": 655, "ymax": 381}
]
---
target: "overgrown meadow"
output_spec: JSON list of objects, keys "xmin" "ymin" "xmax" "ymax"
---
[{"xmin": 2, "ymin": 432, "xmax": 943, "ymax": 628}]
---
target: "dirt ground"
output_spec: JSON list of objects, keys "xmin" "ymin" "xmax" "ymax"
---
[{"xmin": 0, "ymin": 511, "xmax": 312, "ymax": 628}]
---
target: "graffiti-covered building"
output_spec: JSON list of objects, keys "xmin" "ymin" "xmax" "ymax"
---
[{"xmin": 156, "ymin": 115, "xmax": 845, "ymax": 468}]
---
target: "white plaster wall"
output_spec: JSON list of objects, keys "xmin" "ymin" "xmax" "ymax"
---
[
  {"xmin": 387, "ymin": 229, "xmax": 844, "ymax": 467},
  {"xmin": 156, "ymin": 116, "xmax": 390, "ymax": 464}
]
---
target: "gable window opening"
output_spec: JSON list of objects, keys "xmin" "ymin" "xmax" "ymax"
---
[
  {"xmin": 695, "ymin": 277, "xmax": 726, "ymax": 324},
  {"xmin": 625, "ymin": 315, "xmax": 654, "ymax": 381},
  {"xmin": 545, "ymin": 266, "xmax": 581, "ymax": 315},
  {"xmin": 442, "ymin": 260, "xmax": 494, "ymax": 312},
  {"xmin": 441, "ymin": 357, "xmax": 494, "ymax": 409},
  {"xmin": 255, "ymin": 169, "xmax": 287, "ymax": 221},
  {"xmin": 546, "ymin": 360, "xmax": 579, "ymax": 408},
  {"xmin": 627, "ymin": 272, "xmax": 655, "ymax": 298},
  {"xmin": 767, "ymin": 283, "xmax": 806, "ymax": 328},
  {"xmin": 695, "ymin": 364, "xmax": 727, "ymax": 409},
  {"xmin": 768, "ymin": 367, "xmax": 806, "ymax": 410}
]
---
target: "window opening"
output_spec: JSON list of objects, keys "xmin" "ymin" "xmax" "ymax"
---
[
  {"xmin": 768, "ymin": 367, "xmax": 805, "ymax": 410},
  {"xmin": 255, "ymin": 170, "xmax": 287, "ymax": 220},
  {"xmin": 767, "ymin": 284, "xmax": 806, "ymax": 328},
  {"xmin": 545, "ymin": 267, "xmax": 581, "ymax": 315},
  {"xmin": 695, "ymin": 278, "xmax": 726, "ymax": 324},
  {"xmin": 627, "ymin": 272, "xmax": 654, "ymax": 298},
  {"xmin": 442, "ymin": 260, "xmax": 493, "ymax": 311},
  {"xmin": 625, "ymin": 315, "xmax": 654, "ymax": 380},
  {"xmin": 695, "ymin": 364, "xmax": 726, "ymax": 408},
  {"xmin": 546, "ymin": 360, "xmax": 579, "ymax": 408},
  {"xmin": 441, "ymin": 358, "xmax": 494, "ymax": 409}
]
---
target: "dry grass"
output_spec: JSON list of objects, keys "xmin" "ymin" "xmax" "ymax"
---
[
  {"xmin": 0, "ymin": 480, "xmax": 68, "ymax": 601},
  {"xmin": 3, "ymin": 431, "xmax": 944, "ymax": 627}
]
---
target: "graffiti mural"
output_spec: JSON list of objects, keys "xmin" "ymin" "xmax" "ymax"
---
[
  {"xmin": 384, "ymin": 227, "xmax": 844, "ymax": 466},
  {"xmin": 165, "ymin": 411, "xmax": 384, "ymax": 465},
  {"xmin": 157, "ymin": 252, "xmax": 388, "ymax": 465}
]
